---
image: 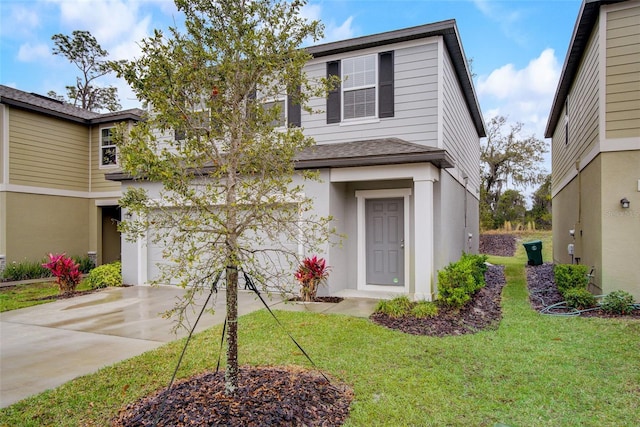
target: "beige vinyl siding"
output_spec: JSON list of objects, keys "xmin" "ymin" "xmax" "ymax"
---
[
  {"xmin": 8, "ymin": 108, "xmax": 89, "ymax": 191},
  {"xmin": 606, "ymin": 4, "xmax": 640, "ymax": 138},
  {"xmin": 1, "ymin": 104, "xmax": 5, "ymax": 185},
  {"xmin": 90, "ymin": 125, "xmax": 122, "ymax": 193},
  {"xmin": 302, "ymin": 39, "xmax": 440, "ymax": 146},
  {"xmin": 551, "ymin": 21, "xmax": 600, "ymax": 194},
  {"xmin": 442, "ymin": 47, "xmax": 480, "ymax": 192}
]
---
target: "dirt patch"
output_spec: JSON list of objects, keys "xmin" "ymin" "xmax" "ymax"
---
[
  {"xmin": 526, "ymin": 263, "xmax": 639, "ymax": 318},
  {"xmin": 112, "ymin": 366, "xmax": 353, "ymax": 427},
  {"xmin": 370, "ymin": 264, "xmax": 506, "ymax": 336},
  {"xmin": 479, "ymin": 234, "xmax": 517, "ymax": 257}
]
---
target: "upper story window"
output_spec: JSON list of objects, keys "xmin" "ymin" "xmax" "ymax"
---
[
  {"xmin": 263, "ymin": 98, "xmax": 286, "ymax": 128},
  {"xmin": 327, "ymin": 51, "xmax": 394, "ymax": 124},
  {"xmin": 342, "ymin": 55, "xmax": 377, "ymax": 120},
  {"xmin": 100, "ymin": 127, "xmax": 117, "ymax": 167}
]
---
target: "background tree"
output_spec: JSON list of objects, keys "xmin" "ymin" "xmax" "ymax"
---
[
  {"xmin": 526, "ymin": 174, "xmax": 552, "ymax": 229},
  {"xmin": 49, "ymin": 30, "xmax": 121, "ymax": 112},
  {"xmin": 480, "ymin": 115, "xmax": 548, "ymax": 228},
  {"xmin": 494, "ymin": 189, "xmax": 526, "ymax": 228},
  {"xmin": 113, "ymin": 0, "xmax": 332, "ymax": 395}
]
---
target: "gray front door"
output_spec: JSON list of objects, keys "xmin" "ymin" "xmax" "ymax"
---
[{"xmin": 366, "ymin": 198, "xmax": 404, "ymax": 286}]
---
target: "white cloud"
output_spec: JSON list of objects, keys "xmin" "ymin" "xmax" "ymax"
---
[
  {"xmin": 471, "ymin": 0, "xmax": 527, "ymax": 46},
  {"xmin": 0, "ymin": 4, "xmax": 41, "ymax": 38},
  {"xmin": 324, "ymin": 16, "xmax": 355, "ymax": 43},
  {"xmin": 17, "ymin": 42, "xmax": 51, "ymax": 62},
  {"xmin": 477, "ymin": 48, "xmax": 560, "ymax": 139}
]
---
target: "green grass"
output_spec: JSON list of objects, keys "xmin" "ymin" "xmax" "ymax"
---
[
  {"xmin": 2, "ymin": 231, "xmax": 639, "ymax": 426},
  {"xmin": 0, "ymin": 280, "xmax": 94, "ymax": 312}
]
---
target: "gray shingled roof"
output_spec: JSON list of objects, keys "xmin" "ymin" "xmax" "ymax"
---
[
  {"xmin": 294, "ymin": 138, "xmax": 454, "ymax": 169},
  {"xmin": 0, "ymin": 85, "xmax": 144, "ymax": 124}
]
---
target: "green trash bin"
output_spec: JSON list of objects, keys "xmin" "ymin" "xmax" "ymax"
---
[{"xmin": 523, "ymin": 240, "xmax": 543, "ymax": 266}]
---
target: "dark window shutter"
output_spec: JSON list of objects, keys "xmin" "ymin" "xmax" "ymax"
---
[
  {"xmin": 378, "ymin": 51, "xmax": 394, "ymax": 118},
  {"xmin": 326, "ymin": 60, "xmax": 341, "ymax": 124},
  {"xmin": 287, "ymin": 87, "xmax": 301, "ymax": 127}
]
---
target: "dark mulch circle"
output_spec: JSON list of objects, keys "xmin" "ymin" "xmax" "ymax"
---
[
  {"xmin": 287, "ymin": 296, "xmax": 344, "ymax": 303},
  {"xmin": 112, "ymin": 366, "xmax": 353, "ymax": 427},
  {"xmin": 526, "ymin": 263, "xmax": 640, "ymax": 318},
  {"xmin": 479, "ymin": 234, "xmax": 517, "ymax": 257},
  {"xmin": 370, "ymin": 264, "xmax": 506, "ymax": 336}
]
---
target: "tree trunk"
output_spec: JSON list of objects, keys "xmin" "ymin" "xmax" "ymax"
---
[{"xmin": 225, "ymin": 264, "xmax": 239, "ymax": 395}]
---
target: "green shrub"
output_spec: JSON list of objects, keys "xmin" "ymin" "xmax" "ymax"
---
[
  {"xmin": 461, "ymin": 253, "xmax": 488, "ymax": 286},
  {"xmin": 2, "ymin": 259, "xmax": 50, "ymax": 281},
  {"xmin": 554, "ymin": 264, "xmax": 588, "ymax": 295},
  {"xmin": 87, "ymin": 261, "xmax": 122, "ymax": 289},
  {"xmin": 564, "ymin": 288, "xmax": 597, "ymax": 310},
  {"xmin": 411, "ymin": 301, "xmax": 439, "ymax": 318},
  {"xmin": 437, "ymin": 254, "xmax": 487, "ymax": 310},
  {"xmin": 374, "ymin": 295, "xmax": 412, "ymax": 318},
  {"xmin": 72, "ymin": 255, "xmax": 96, "ymax": 274},
  {"xmin": 601, "ymin": 290, "xmax": 636, "ymax": 315}
]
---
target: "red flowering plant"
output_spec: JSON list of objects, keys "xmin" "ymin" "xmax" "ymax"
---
[
  {"xmin": 42, "ymin": 253, "xmax": 82, "ymax": 295},
  {"xmin": 294, "ymin": 255, "xmax": 330, "ymax": 302}
]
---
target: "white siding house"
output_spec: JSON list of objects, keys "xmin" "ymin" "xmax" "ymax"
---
[{"xmin": 114, "ymin": 20, "xmax": 485, "ymax": 300}]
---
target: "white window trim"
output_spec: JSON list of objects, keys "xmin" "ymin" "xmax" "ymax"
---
[
  {"xmin": 355, "ymin": 188, "xmax": 411, "ymax": 293},
  {"xmin": 99, "ymin": 126, "xmax": 118, "ymax": 169},
  {"xmin": 341, "ymin": 53, "xmax": 378, "ymax": 122}
]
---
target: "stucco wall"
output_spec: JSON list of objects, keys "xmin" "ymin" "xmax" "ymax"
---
[
  {"xmin": 5, "ymin": 192, "xmax": 90, "ymax": 263},
  {"xmin": 600, "ymin": 150, "xmax": 640, "ymax": 299}
]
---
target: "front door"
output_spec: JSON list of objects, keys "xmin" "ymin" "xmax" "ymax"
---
[{"xmin": 365, "ymin": 198, "xmax": 404, "ymax": 286}]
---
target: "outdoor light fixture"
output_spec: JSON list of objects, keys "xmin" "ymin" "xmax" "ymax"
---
[{"xmin": 620, "ymin": 197, "xmax": 630, "ymax": 209}]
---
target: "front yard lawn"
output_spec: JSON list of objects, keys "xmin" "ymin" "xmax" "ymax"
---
[
  {"xmin": 0, "ymin": 281, "xmax": 94, "ymax": 312},
  {"xmin": 1, "ymin": 231, "xmax": 638, "ymax": 426}
]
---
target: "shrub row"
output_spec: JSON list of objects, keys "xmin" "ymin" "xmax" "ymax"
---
[
  {"xmin": 437, "ymin": 253, "xmax": 488, "ymax": 310},
  {"xmin": 553, "ymin": 264, "xmax": 636, "ymax": 314},
  {"xmin": 2, "ymin": 255, "xmax": 96, "ymax": 282}
]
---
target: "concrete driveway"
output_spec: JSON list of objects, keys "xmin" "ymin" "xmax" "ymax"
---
[{"xmin": 0, "ymin": 285, "xmax": 377, "ymax": 408}]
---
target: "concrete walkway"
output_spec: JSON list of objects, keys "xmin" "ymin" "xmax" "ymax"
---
[{"xmin": 0, "ymin": 286, "xmax": 377, "ymax": 408}]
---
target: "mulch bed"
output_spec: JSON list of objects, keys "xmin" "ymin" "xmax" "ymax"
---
[
  {"xmin": 287, "ymin": 296, "xmax": 344, "ymax": 303},
  {"xmin": 112, "ymin": 366, "xmax": 353, "ymax": 427},
  {"xmin": 526, "ymin": 263, "xmax": 640, "ymax": 318},
  {"xmin": 479, "ymin": 234, "xmax": 517, "ymax": 257},
  {"xmin": 370, "ymin": 264, "xmax": 506, "ymax": 336}
]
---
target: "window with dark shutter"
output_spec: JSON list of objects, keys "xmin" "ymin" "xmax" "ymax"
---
[
  {"xmin": 287, "ymin": 91, "xmax": 301, "ymax": 127},
  {"xmin": 326, "ymin": 60, "xmax": 341, "ymax": 124},
  {"xmin": 378, "ymin": 51, "xmax": 394, "ymax": 118}
]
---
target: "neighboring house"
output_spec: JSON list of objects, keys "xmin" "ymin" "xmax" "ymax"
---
[
  {"xmin": 0, "ymin": 85, "xmax": 142, "ymax": 270},
  {"xmin": 545, "ymin": 0, "xmax": 640, "ymax": 300},
  {"xmin": 113, "ymin": 20, "xmax": 485, "ymax": 300}
]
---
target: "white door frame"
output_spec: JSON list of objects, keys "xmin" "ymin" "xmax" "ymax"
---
[{"xmin": 355, "ymin": 188, "xmax": 411, "ymax": 293}]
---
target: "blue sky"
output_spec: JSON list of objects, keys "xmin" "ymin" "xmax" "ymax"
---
[{"xmin": 1, "ymin": 0, "xmax": 583, "ymax": 158}]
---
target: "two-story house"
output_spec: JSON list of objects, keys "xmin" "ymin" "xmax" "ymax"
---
[
  {"xmin": 113, "ymin": 20, "xmax": 485, "ymax": 301},
  {"xmin": 0, "ymin": 85, "xmax": 142, "ymax": 270},
  {"xmin": 545, "ymin": 0, "xmax": 639, "ymax": 300}
]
